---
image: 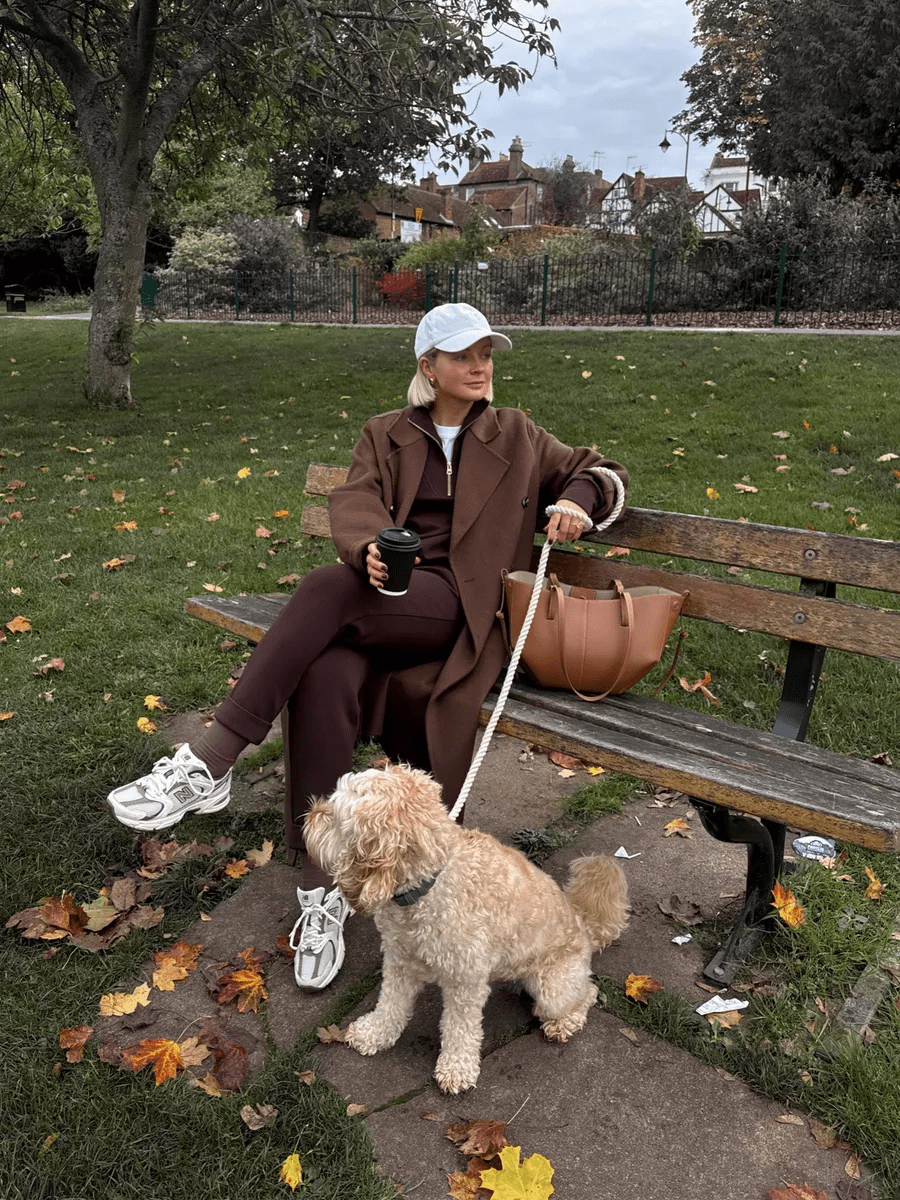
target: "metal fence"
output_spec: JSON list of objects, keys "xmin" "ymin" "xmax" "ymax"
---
[{"xmin": 148, "ymin": 243, "xmax": 900, "ymax": 330}]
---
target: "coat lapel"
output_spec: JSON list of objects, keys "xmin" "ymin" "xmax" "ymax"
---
[{"xmin": 385, "ymin": 410, "xmax": 428, "ymax": 526}]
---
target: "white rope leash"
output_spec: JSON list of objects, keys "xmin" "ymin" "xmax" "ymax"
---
[{"xmin": 448, "ymin": 466, "xmax": 626, "ymax": 821}]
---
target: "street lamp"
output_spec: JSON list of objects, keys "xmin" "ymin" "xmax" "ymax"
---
[{"xmin": 660, "ymin": 129, "xmax": 690, "ymax": 183}]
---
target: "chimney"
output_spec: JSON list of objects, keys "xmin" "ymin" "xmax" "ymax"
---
[
  {"xmin": 420, "ymin": 172, "xmax": 438, "ymax": 193},
  {"xmin": 563, "ymin": 154, "xmax": 575, "ymax": 172},
  {"xmin": 444, "ymin": 192, "xmax": 454, "ymax": 222},
  {"xmin": 633, "ymin": 169, "xmax": 645, "ymax": 204},
  {"xmin": 508, "ymin": 135, "xmax": 524, "ymax": 180},
  {"xmin": 468, "ymin": 147, "xmax": 486, "ymax": 173}
]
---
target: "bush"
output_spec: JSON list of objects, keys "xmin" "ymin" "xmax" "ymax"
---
[{"xmin": 168, "ymin": 228, "xmax": 237, "ymax": 271}]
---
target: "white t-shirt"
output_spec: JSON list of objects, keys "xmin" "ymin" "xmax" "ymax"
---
[{"xmin": 433, "ymin": 423, "xmax": 461, "ymax": 461}]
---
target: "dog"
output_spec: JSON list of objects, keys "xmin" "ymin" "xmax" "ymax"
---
[{"xmin": 304, "ymin": 763, "xmax": 629, "ymax": 1094}]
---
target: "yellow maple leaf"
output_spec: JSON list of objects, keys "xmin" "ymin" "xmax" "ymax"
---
[
  {"xmin": 771, "ymin": 881, "xmax": 805, "ymax": 927},
  {"xmin": 98, "ymin": 981, "xmax": 152, "ymax": 1016},
  {"xmin": 279, "ymin": 1154, "xmax": 303, "ymax": 1191},
  {"xmin": 114, "ymin": 520, "xmax": 138, "ymax": 531},
  {"xmin": 479, "ymin": 1144, "xmax": 555, "ymax": 1200},
  {"xmin": 864, "ymin": 866, "xmax": 884, "ymax": 900},
  {"xmin": 151, "ymin": 941, "xmax": 202, "ymax": 992},
  {"xmin": 144, "ymin": 695, "xmax": 167, "ymax": 711},
  {"xmin": 273, "ymin": 509, "xmax": 291, "ymax": 518},
  {"xmin": 625, "ymin": 972, "xmax": 664, "ymax": 1004},
  {"xmin": 706, "ymin": 487, "xmax": 720, "ymax": 500},
  {"xmin": 136, "ymin": 717, "xmax": 157, "ymax": 734},
  {"xmin": 121, "ymin": 1037, "xmax": 185, "ymax": 1085},
  {"xmin": 225, "ymin": 858, "xmax": 250, "ymax": 879},
  {"xmin": 236, "ymin": 467, "xmax": 251, "ymax": 479},
  {"xmin": 6, "ymin": 615, "xmax": 31, "ymax": 633},
  {"xmin": 111, "ymin": 489, "xmax": 125, "ymax": 502}
]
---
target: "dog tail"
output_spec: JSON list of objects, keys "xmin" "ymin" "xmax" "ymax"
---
[{"xmin": 564, "ymin": 855, "xmax": 629, "ymax": 951}]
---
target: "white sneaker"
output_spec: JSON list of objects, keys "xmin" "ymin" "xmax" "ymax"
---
[
  {"xmin": 107, "ymin": 743, "xmax": 232, "ymax": 831},
  {"xmin": 289, "ymin": 886, "xmax": 351, "ymax": 989}
]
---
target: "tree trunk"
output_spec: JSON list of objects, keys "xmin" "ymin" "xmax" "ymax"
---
[{"xmin": 84, "ymin": 178, "xmax": 152, "ymax": 410}]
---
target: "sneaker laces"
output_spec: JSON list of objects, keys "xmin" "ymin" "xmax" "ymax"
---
[
  {"xmin": 141, "ymin": 752, "xmax": 205, "ymax": 804},
  {"xmin": 290, "ymin": 897, "xmax": 344, "ymax": 953}
]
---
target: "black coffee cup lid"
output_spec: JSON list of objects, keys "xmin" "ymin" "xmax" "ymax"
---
[{"xmin": 377, "ymin": 527, "xmax": 420, "ymax": 549}]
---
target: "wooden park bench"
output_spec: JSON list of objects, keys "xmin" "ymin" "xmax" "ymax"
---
[{"xmin": 187, "ymin": 462, "xmax": 900, "ymax": 984}]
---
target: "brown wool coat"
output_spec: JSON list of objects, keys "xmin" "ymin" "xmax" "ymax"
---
[{"xmin": 328, "ymin": 403, "xmax": 628, "ymax": 811}]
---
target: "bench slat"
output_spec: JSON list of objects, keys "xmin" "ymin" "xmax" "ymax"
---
[
  {"xmin": 303, "ymin": 463, "xmax": 900, "ymax": 590},
  {"xmin": 185, "ymin": 593, "xmax": 289, "ymax": 643},
  {"xmin": 543, "ymin": 548, "xmax": 900, "ymax": 661},
  {"xmin": 583, "ymin": 508, "xmax": 900, "ymax": 592},
  {"xmin": 481, "ymin": 692, "xmax": 900, "ymax": 852}
]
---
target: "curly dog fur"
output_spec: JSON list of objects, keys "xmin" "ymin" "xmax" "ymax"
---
[{"xmin": 305, "ymin": 764, "xmax": 629, "ymax": 1094}]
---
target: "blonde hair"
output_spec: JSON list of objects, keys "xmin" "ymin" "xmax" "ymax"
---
[{"xmin": 406, "ymin": 347, "xmax": 495, "ymax": 408}]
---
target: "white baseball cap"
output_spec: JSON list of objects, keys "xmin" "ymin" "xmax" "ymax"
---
[{"xmin": 414, "ymin": 303, "xmax": 512, "ymax": 359}]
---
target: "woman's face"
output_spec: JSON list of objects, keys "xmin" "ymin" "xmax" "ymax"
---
[{"xmin": 425, "ymin": 336, "xmax": 494, "ymax": 407}]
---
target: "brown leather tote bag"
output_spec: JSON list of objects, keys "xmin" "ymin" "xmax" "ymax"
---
[{"xmin": 503, "ymin": 571, "xmax": 688, "ymax": 701}]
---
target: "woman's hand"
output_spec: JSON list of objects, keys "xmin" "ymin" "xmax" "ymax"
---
[
  {"xmin": 544, "ymin": 502, "xmax": 589, "ymax": 544},
  {"xmin": 365, "ymin": 543, "xmax": 420, "ymax": 587}
]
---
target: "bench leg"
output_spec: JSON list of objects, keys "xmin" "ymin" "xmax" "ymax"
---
[{"xmin": 689, "ymin": 799, "xmax": 786, "ymax": 985}]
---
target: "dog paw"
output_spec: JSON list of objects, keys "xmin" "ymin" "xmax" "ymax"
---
[
  {"xmin": 434, "ymin": 1056, "xmax": 479, "ymax": 1095},
  {"xmin": 346, "ymin": 1015, "xmax": 394, "ymax": 1055}
]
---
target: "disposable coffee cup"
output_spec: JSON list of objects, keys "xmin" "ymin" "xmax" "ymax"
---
[{"xmin": 375, "ymin": 527, "xmax": 420, "ymax": 596}]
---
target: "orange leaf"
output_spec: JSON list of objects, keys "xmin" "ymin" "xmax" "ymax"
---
[
  {"xmin": 136, "ymin": 717, "xmax": 157, "ymax": 734},
  {"xmin": 772, "ymin": 881, "xmax": 805, "ymax": 927},
  {"xmin": 273, "ymin": 509, "xmax": 291, "ymax": 518},
  {"xmin": 152, "ymin": 940, "xmax": 202, "ymax": 991},
  {"xmin": 121, "ymin": 1038, "xmax": 185, "ymax": 1085},
  {"xmin": 604, "ymin": 545, "xmax": 631, "ymax": 558},
  {"xmin": 548, "ymin": 750, "xmax": 583, "ymax": 770},
  {"xmin": 765, "ymin": 1186, "xmax": 830, "ymax": 1200},
  {"xmin": 663, "ymin": 817, "xmax": 692, "ymax": 838},
  {"xmin": 217, "ymin": 966, "xmax": 268, "ymax": 1013},
  {"xmin": 445, "ymin": 1118, "xmax": 509, "ymax": 1157},
  {"xmin": 36, "ymin": 657, "xmax": 65, "ymax": 675},
  {"xmin": 225, "ymin": 859, "xmax": 250, "ymax": 879},
  {"xmin": 102, "ymin": 555, "xmax": 135, "ymax": 570},
  {"xmin": 59, "ymin": 1025, "xmax": 93, "ymax": 1063},
  {"xmin": 6, "ymin": 615, "xmax": 31, "ymax": 633},
  {"xmin": 678, "ymin": 672, "xmax": 720, "ymax": 706},
  {"xmin": 864, "ymin": 866, "xmax": 884, "ymax": 900},
  {"xmin": 114, "ymin": 520, "xmax": 138, "ymax": 531},
  {"xmin": 111, "ymin": 490, "xmax": 125, "ymax": 502},
  {"xmin": 625, "ymin": 972, "xmax": 664, "ymax": 1004},
  {"xmin": 39, "ymin": 893, "xmax": 88, "ymax": 937}
]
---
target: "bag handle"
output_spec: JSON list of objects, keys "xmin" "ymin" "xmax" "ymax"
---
[{"xmin": 554, "ymin": 578, "xmax": 635, "ymax": 702}]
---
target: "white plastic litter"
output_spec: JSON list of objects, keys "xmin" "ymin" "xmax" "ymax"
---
[
  {"xmin": 614, "ymin": 847, "xmax": 641, "ymax": 859},
  {"xmin": 695, "ymin": 995, "xmax": 749, "ymax": 1016},
  {"xmin": 672, "ymin": 934, "xmax": 693, "ymax": 945},
  {"xmin": 792, "ymin": 835, "xmax": 836, "ymax": 859}
]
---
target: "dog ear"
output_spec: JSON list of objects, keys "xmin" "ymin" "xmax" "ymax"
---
[{"xmin": 335, "ymin": 766, "xmax": 447, "ymax": 913}]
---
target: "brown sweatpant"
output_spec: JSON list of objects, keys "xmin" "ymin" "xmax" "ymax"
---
[{"xmin": 214, "ymin": 563, "xmax": 461, "ymax": 860}]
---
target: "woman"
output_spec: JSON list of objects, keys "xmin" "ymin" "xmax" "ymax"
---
[{"xmin": 107, "ymin": 303, "xmax": 627, "ymax": 990}]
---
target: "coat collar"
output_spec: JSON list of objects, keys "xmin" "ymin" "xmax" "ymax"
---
[{"xmin": 386, "ymin": 400, "xmax": 497, "ymax": 447}]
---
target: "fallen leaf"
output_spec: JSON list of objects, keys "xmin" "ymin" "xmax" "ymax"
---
[
  {"xmin": 772, "ymin": 881, "xmax": 805, "ymax": 927},
  {"xmin": 190, "ymin": 1072, "xmax": 225, "ymax": 1097},
  {"xmin": 295, "ymin": 1070, "xmax": 316, "ymax": 1086},
  {"xmin": 236, "ymin": 467, "xmax": 251, "ymax": 479},
  {"xmin": 346, "ymin": 1102, "xmax": 368, "ymax": 1117},
  {"xmin": 604, "ymin": 545, "xmax": 631, "ymax": 557},
  {"xmin": 279, "ymin": 1154, "xmax": 303, "ymax": 1191},
  {"xmin": 136, "ymin": 717, "xmax": 157, "ymax": 734},
  {"xmin": 144, "ymin": 695, "xmax": 167, "ymax": 711},
  {"xmin": 863, "ymin": 866, "xmax": 884, "ymax": 900},
  {"xmin": 619, "ymin": 1026, "xmax": 640, "ymax": 1046},
  {"xmin": 98, "ymin": 982, "xmax": 152, "ymax": 1016},
  {"xmin": 876, "ymin": 452, "xmax": 899, "ymax": 461},
  {"xmin": 479, "ymin": 1144, "xmax": 554, "ymax": 1200},
  {"xmin": 772, "ymin": 430, "xmax": 791, "ymax": 438},
  {"xmin": 216, "ymin": 963, "xmax": 268, "ymax": 1013},
  {"xmin": 775, "ymin": 1114, "xmax": 805, "ymax": 1126},
  {"xmin": 548, "ymin": 750, "xmax": 583, "ymax": 770},
  {"xmin": 446, "ymin": 1119, "xmax": 509, "ymax": 1157},
  {"xmin": 59, "ymin": 1025, "xmax": 93, "ymax": 1063},
  {"xmin": 625, "ymin": 973, "xmax": 664, "ymax": 1004},
  {"xmin": 36, "ymin": 657, "xmax": 64, "ymax": 675},
  {"xmin": 203, "ymin": 583, "xmax": 224, "ymax": 593},
  {"xmin": 152, "ymin": 941, "xmax": 203, "ymax": 992},
  {"xmin": 316, "ymin": 1024, "xmax": 348, "ymax": 1043},
  {"xmin": 845, "ymin": 1154, "xmax": 862, "ymax": 1180},
  {"xmin": 102, "ymin": 555, "xmax": 135, "ymax": 570},
  {"xmin": 255, "ymin": 525, "xmax": 272, "ymax": 539},
  {"xmin": 6, "ymin": 615, "xmax": 31, "ymax": 633},
  {"xmin": 224, "ymin": 859, "xmax": 250, "ymax": 879},
  {"xmin": 706, "ymin": 1009, "xmax": 743, "ymax": 1029},
  {"xmin": 246, "ymin": 840, "xmax": 274, "ymax": 868},
  {"xmin": 734, "ymin": 483, "xmax": 758, "ymax": 493},
  {"xmin": 663, "ymin": 817, "xmax": 692, "ymax": 838},
  {"xmin": 115, "ymin": 520, "xmax": 138, "ymax": 531},
  {"xmin": 679, "ymin": 672, "xmax": 720, "ymax": 705},
  {"xmin": 121, "ymin": 1038, "xmax": 186, "ymax": 1085},
  {"xmin": 241, "ymin": 1103, "xmax": 279, "ymax": 1129}
]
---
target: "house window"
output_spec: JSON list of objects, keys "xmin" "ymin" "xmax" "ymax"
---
[{"xmin": 723, "ymin": 181, "xmax": 740, "ymax": 191}]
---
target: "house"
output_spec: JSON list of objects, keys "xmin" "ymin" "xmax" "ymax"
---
[
  {"xmin": 696, "ymin": 183, "xmax": 762, "ymax": 237},
  {"xmin": 359, "ymin": 177, "xmax": 500, "ymax": 242},
  {"xmin": 703, "ymin": 153, "xmax": 776, "ymax": 205},
  {"xmin": 593, "ymin": 171, "xmax": 703, "ymax": 235},
  {"xmin": 448, "ymin": 137, "xmax": 609, "ymax": 229}
]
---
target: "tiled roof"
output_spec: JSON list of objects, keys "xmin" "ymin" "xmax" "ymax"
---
[
  {"xmin": 474, "ymin": 186, "xmax": 529, "ymax": 210},
  {"xmin": 459, "ymin": 159, "xmax": 542, "ymax": 185}
]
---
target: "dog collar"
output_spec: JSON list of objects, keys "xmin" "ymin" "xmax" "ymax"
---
[{"xmin": 393, "ymin": 873, "xmax": 440, "ymax": 907}]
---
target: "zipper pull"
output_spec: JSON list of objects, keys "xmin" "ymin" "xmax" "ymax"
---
[{"xmin": 446, "ymin": 459, "xmax": 453, "ymax": 496}]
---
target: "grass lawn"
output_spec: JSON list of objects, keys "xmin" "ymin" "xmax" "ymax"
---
[{"xmin": 1, "ymin": 316, "xmax": 899, "ymax": 1198}]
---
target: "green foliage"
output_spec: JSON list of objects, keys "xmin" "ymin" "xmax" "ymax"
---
[
  {"xmin": 396, "ymin": 212, "xmax": 500, "ymax": 269},
  {"xmin": 632, "ymin": 185, "xmax": 704, "ymax": 262},
  {"xmin": 168, "ymin": 228, "xmax": 238, "ymax": 272},
  {"xmin": 679, "ymin": 0, "xmax": 900, "ymax": 194},
  {"xmin": 539, "ymin": 156, "xmax": 591, "ymax": 226},
  {"xmin": 169, "ymin": 159, "xmax": 276, "ymax": 234}
]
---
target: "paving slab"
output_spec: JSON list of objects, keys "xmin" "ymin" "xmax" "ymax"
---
[{"xmin": 100, "ymin": 723, "xmax": 860, "ymax": 1198}]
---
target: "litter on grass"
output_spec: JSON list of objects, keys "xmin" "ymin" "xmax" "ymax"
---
[
  {"xmin": 792, "ymin": 835, "xmax": 836, "ymax": 859},
  {"xmin": 614, "ymin": 847, "xmax": 641, "ymax": 859},
  {"xmin": 695, "ymin": 995, "xmax": 749, "ymax": 1016}
]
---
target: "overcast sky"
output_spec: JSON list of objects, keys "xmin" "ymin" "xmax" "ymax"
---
[{"xmin": 413, "ymin": 0, "xmax": 719, "ymax": 191}]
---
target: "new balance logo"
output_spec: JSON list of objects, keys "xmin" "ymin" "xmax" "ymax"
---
[{"xmin": 172, "ymin": 786, "xmax": 197, "ymax": 804}]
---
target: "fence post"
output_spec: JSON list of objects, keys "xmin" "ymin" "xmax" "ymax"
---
[
  {"xmin": 185, "ymin": 272, "xmax": 191, "ymax": 320},
  {"xmin": 645, "ymin": 248, "xmax": 657, "ymax": 326},
  {"xmin": 773, "ymin": 242, "xmax": 787, "ymax": 326},
  {"xmin": 351, "ymin": 267, "xmax": 357, "ymax": 324},
  {"xmin": 454, "ymin": 262, "xmax": 460, "ymax": 303},
  {"xmin": 540, "ymin": 255, "xmax": 549, "ymax": 326},
  {"xmin": 289, "ymin": 271, "xmax": 295, "ymax": 322},
  {"xmin": 424, "ymin": 266, "xmax": 432, "ymax": 311},
  {"xmin": 234, "ymin": 273, "xmax": 240, "ymax": 320}
]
